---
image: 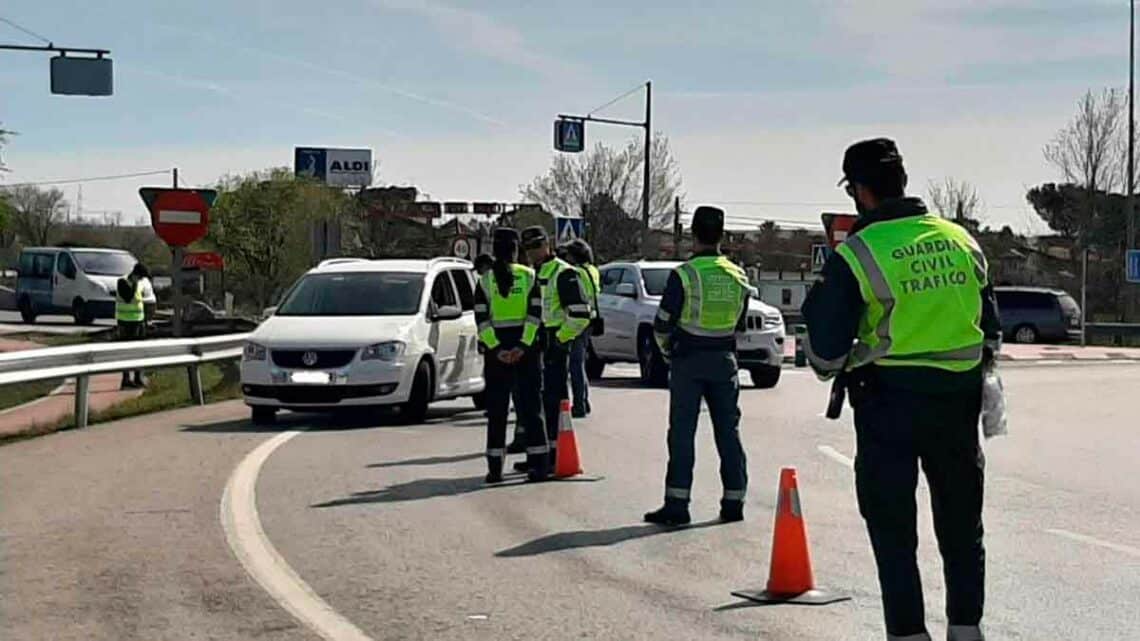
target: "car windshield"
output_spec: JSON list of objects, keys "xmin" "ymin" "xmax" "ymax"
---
[
  {"xmin": 642, "ymin": 269, "xmax": 672, "ymax": 296},
  {"xmin": 72, "ymin": 251, "xmax": 136, "ymax": 276},
  {"xmin": 276, "ymin": 272, "xmax": 424, "ymax": 316}
]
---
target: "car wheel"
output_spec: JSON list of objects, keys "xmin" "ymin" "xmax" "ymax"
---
[
  {"xmin": 637, "ymin": 330, "xmax": 669, "ymax": 388},
  {"xmin": 72, "ymin": 298, "xmax": 94, "ymax": 325},
  {"xmin": 251, "ymin": 406, "xmax": 277, "ymax": 425},
  {"xmin": 18, "ymin": 297, "xmax": 36, "ymax": 324},
  {"xmin": 1013, "ymin": 324, "xmax": 1038, "ymax": 344},
  {"xmin": 749, "ymin": 366, "xmax": 782, "ymax": 389},
  {"xmin": 471, "ymin": 391, "xmax": 486, "ymax": 411},
  {"xmin": 586, "ymin": 347, "xmax": 606, "ymax": 381},
  {"xmin": 401, "ymin": 360, "xmax": 432, "ymax": 424}
]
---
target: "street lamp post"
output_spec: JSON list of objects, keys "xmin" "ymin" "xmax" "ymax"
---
[{"xmin": 1129, "ymin": 0, "xmax": 1137, "ymax": 321}]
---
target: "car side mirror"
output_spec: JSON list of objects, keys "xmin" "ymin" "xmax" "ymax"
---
[
  {"xmin": 433, "ymin": 305, "xmax": 463, "ymax": 321},
  {"xmin": 615, "ymin": 283, "xmax": 638, "ymax": 298}
]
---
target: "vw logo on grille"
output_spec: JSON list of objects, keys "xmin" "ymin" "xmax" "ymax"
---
[{"xmin": 301, "ymin": 351, "xmax": 319, "ymax": 367}]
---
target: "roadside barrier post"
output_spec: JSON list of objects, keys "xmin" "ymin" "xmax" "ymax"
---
[
  {"xmin": 187, "ymin": 365, "xmax": 205, "ymax": 405},
  {"xmin": 74, "ymin": 374, "xmax": 90, "ymax": 428}
]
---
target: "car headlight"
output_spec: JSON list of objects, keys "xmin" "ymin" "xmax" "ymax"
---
[
  {"xmin": 763, "ymin": 314, "xmax": 784, "ymax": 329},
  {"xmin": 361, "ymin": 341, "xmax": 406, "ymax": 361},
  {"xmin": 243, "ymin": 342, "xmax": 267, "ymax": 361}
]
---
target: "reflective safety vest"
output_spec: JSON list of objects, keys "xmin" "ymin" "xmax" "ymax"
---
[
  {"xmin": 836, "ymin": 215, "xmax": 987, "ymax": 373},
  {"xmin": 675, "ymin": 255, "xmax": 749, "ymax": 338},
  {"xmin": 579, "ymin": 264, "xmax": 601, "ymax": 319},
  {"xmin": 477, "ymin": 265, "xmax": 539, "ymax": 349},
  {"xmin": 115, "ymin": 278, "xmax": 145, "ymax": 323},
  {"xmin": 538, "ymin": 257, "xmax": 591, "ymax": 342}
]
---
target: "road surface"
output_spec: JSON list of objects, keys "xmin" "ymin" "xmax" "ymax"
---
[
  {"xmin": 2, "ymin": 362, "xmax": 1138, "ymax": 640},
  {"xmin": 0, "ymin": 310, "xmax": 115, "ymax": 335}
]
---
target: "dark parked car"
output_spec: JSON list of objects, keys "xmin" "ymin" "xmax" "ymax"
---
[{"xmin": 994, "ymin": 286, "xmax": 1082, "ymax": 344}]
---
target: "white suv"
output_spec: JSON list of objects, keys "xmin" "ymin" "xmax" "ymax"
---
[
  {"xmin": 589, "ymin": 261, "xmax": 786, "ymax": 388},
  {"xmin": 241, "ymin": 257, "xmax": 485, "ymax": 424}
]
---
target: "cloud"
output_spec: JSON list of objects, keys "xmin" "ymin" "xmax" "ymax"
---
[{"xmin": 370, "ymin": 0, "xmax": 582, "ymax": 81}]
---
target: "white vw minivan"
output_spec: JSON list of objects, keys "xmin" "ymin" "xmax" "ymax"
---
[{"xmin": 15, "ymin": 247, "xmax": 155, "ymax": 324}]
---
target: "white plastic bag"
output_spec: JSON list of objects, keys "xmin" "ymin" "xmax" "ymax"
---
[{"xmin": 981, "ymin": 362, "xmax": 1008, "ymax": 439}]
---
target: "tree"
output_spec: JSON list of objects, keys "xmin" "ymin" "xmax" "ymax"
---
[
  {"xmin": 522, "ymin": 133, "xmax": 683, "ymax": 228},
  {"xmin": 209, "ymin": 168, "xmax": 354, "ymax": 310},
  {"xmin": 1, "ymin": 184, "xmax": 67, "ymax": 245},
  {"xmin": 927, "ymin": 178, "xmax": 982, "ymax": 232},
  {"xmin": 0, "ymin": 124, "xmax": 12, "ymax": 174},
  {"xmin": 583, "ymin": 193, "xmax": 643, "ymax": 262},
  {"xmin": 1045, "ymin": 89, "xmax": 1124, "ymax": 195}
]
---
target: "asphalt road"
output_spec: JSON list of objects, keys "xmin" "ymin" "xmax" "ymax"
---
[
  {"xmin": 2, "ymin": 362, "xmax": 1138, "ymax": 640},
  {"xmin": 0, "ymin": 309, "xmax": 115, "ymax": 335}
]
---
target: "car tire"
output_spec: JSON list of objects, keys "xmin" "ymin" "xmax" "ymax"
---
[
  {"xmin": 637, "ymin": 329, "xmax": 669, "ymax": 388},
  {"xmin": 1013, "ymin": 324, "xmax": 1038, "ymax": 344},
  {"xmin": 586, "ymin": 347, "xmax": 606, "ymax": 381},
  {"xmin": 749, "ymin": 366, "xmax": 782, "ymax": 389},
  {"xmin": 401, "ymin": 360, "xmax": 433, "ymax": 424},
  {"xmin": 18, "ymin": 297, "xmax": 35, "ymax": 324},
  {"xmin": 471, "ymin": 391, "xmax": 486, "ymax": 411},
  {"xmin": 251, "ymin": 406, "xmax": 277, "ymax": 425},
  {"xmin": 72, "ymin": 298, "xmax": 94, "ymax": 325}
]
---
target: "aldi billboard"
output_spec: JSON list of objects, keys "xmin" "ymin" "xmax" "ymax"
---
[{"xmin": 294, "ymin": 147, "xmax": 373, "ymax": 187}]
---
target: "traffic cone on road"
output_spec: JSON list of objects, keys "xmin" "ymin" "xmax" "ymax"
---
[
  {"xmin": 553, "ymin": 399, "xmax": 583, "ymax": 478},
  {"xmin": 731, "ymin": 467, "xmax": 850, "ymax": 605}
]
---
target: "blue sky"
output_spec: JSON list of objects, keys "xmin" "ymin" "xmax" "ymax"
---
[{"xmin": 0, "ymin": 0, "xmax": 1129, "ymax": 231}]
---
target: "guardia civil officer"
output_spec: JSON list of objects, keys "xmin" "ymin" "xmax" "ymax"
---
[
  {"xmin": 802, "ymin": 138, "xmax": 1000, "ymax": 641},
  {"xmin": 519, "ymin": 226, "xmax": 592, "ymax": 468},
  {"xmin": 564, "ymin": 239, "xmax": 601, "ymax": 418},
  {"xmin": 644, "ymin": 206, "xmax": 750, "ymax": 526},
  {"xmin": 474, "ymin": 229, "xmax": 549, "ymax": 483}
]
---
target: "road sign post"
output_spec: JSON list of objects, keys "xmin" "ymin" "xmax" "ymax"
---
[
  {"xmin": 811, "ymin": 243, "xmax": 831, "ymax": 273},
  {"xmin": 554, "ymin": 119, "xmax": 585, "ymax": 153},
  {"xmin": 555, "ymin": 217, "xmax": 585, "ymax": 244},
  {"xmin": 1127, "ymin": 249, "xmax": 1140, "ymax": 283},
  {"xmin": 821, "ymin": 212, "xmax": 858, "ymax": 249}
]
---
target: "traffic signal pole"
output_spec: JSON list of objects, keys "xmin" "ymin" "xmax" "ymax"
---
[{"xmin": 171, "ymin": 167, "xmax": 183, "ymax": 337}]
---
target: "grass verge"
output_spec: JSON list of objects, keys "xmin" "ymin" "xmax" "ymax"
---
[{"xmin": 0, "ymin": 379, "xmax": 64, "ymax": 413}]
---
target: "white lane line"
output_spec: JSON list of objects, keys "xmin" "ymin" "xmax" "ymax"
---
[
  {"xmin": 1045, "ymin": 528, "xmax": 1140, "ymax": 559},
  {"xmin": 817, "ymin": 445, "xmax": 854, "ymax": 468},
  {"xmin": 221, "ymin": 430, "xmax": 375, "ymax": 641}
]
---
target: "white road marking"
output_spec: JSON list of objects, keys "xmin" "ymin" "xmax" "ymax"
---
[
  {"xmin": 1045, "ymin": 528, "xmax": 1140, "ymax": 559},
  {"xmin": 221, "ymin": 431, "xmax": 375, "ymax": 641},
  {"xmin": 817, "ymin": 445, "xmax": 854, "ymax": 468}
]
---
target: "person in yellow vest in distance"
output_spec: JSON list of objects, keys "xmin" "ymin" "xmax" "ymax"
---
[
  {"xmin": 115, "ymin": 264, "xmax": 148, "ymax": 389},
  {"xmin": 802, "ymin": 138, "xmax": 1001, "ymax": 641},
  {"xmin": 473, "ymin": 229, "xmax": 550, "ymax": 483},
  {"xmin": 645, "ymin": 206, "xmax": 751, "ymax": 527},
  {"xmin": 519, "ymin": 226, "xmax": 592, "ymax": 471},
  {"xmin": 563, "ymin": 239, "xmax": 601, "ymax": 418}
]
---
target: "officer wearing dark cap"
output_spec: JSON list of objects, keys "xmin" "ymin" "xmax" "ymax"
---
[
  {"xmin": 644, "ymin": 206, "xmax": 751, "ymax": 526},
  {"xmin": 520, "ymin": 225, "xmax": 593, "ymax": 470},
  {"xmin": 474, "ymin": 227, "xmax": 549, "ymax": 482},
  {"xmin": 802, "ymin": 138, "xmax": 1000, "ymax": 641}
]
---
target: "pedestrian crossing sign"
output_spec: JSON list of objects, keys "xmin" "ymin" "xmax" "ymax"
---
[
  {"xmin": 556, "ymin": 217, "xmax": 585, "ymax": 244},
  {"xmin": 554, "ymin": 119, "xmax": 585, "ymax": 153},
  {"xmin": 811, "ymin": 243, "xmax": 831, "ymax": 273}
]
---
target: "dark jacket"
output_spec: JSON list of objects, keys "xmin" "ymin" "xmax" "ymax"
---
[
  {"xmin": 654, "ymin": 250, "xmax": 749, "ymax": 356},
  {"xmin": 801, "ymin": 197, "xmax": 1001, "ymax": 393}
]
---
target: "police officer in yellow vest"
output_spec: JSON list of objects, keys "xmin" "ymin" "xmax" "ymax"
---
[
  {"xmin": 564, "ymin": 239, "xmax": 601, "ymax": 418},
  {"xmin": 520, "ymin": 226, "xmax": 592, "ymax": 468},
  {"xmin": 115, "ymin": 268, "xmax": 147, "ymax": 389},
  {"xmin": 645, "ymin": 206, "xmax": 750, "ymax": 526},
  {"xmin": 802, "ymin": 139, "xmax": 1000, "ymax": 641},
  {"xmin": 474, "ymin": 228, "xmax": 550, "ymax": 483}
]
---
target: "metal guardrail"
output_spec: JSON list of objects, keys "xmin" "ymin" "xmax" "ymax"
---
[
  {"xmin": 0, "ymin": 333, "xmax": 249, "ymax": 428},
  {"xmin": 1083, "ymin": 322, "xmax": 1140, "ymax": 338}
]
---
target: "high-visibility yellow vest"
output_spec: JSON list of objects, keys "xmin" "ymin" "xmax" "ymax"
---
[
  {"xmin": 477, "ymin": 265, "xmax": 539, "ymax": 349},
  {"xmin": 836, "ymin": 215, "xmax": 987, "ymax": 372},
  {"xmin": 579, "ymin": 264, "xmax": 601, "ymax": 319},
  {"xmin": 538, "ymin": 257, "xmax": 591, "ymax": 343},
  {"xmin": 675, "ymin": 255, "xmax": 749, "ymax": 338},
  {"xmin": 115, "ymin": 278, "xmax": 145, "ymax": 323}
]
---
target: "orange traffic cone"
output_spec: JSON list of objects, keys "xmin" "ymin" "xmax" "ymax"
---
[
  {"xmin": 553, "ymin": 399, "xmax": 583, "ymax": 478},
  {"xmin": 731, "ymin": 467, "xmax": 850, "ymax": 605}
]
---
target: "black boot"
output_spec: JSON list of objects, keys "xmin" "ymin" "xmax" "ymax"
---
[
  {"xmin": 512, "ymin": 461, "xmax": 530, "ymax": 473},
  {"xmin": 506, "ymin": 438, "xmax": 526, "ymax": 454},
  {"xmin": 719, "ymin": 500, "xmax": 744, "ymax": 523},
  {"xmin": 485, "ymin": 457, "xmax": 504, "ymax": 484},
  {"xmin": 644, "ymin": 500, "xmax": 691, "ymax": 526}
]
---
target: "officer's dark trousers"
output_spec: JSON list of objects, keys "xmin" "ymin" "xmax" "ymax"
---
[
  {"xmin": 664, "ymin": 350, "xmax": 747, "ymax": 504},
  {"xmin": 853, "ymin": 382, "xmax": 985, "ymax": 639},
  {"xmin": 484, "ymin": 348, "xmax": 547, "ymax": 474},
  {"xmin": 542, "ymin": 331, "xmax": 570, "ymax": 461},
  {"xmin": 568, "ymin": 334, "xmax": 591, "ymax": 414}
]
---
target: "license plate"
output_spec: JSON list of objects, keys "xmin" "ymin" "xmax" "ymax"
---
[{"xmin": 290, "ymin": 371, "xmax": 331, "ymax": 384}]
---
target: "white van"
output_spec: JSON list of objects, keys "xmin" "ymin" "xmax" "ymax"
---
[{"xmin": 15, "ymin": 247, "xmax": 156, "ymax": 324}]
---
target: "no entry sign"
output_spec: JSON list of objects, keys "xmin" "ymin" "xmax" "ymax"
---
[{"xmin": 139, "ymin": 188, "xmax": 217, "ymax": 247}]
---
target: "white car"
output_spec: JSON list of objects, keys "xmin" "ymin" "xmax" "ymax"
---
[
  {"xmin": 241, "ymin": 257, "xmax": 485, "ymax": 424},
  {"xmin": 589, "ymin": 261, "xmax": 786, "ymax": 388}
]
